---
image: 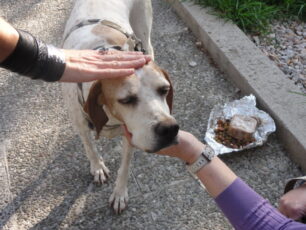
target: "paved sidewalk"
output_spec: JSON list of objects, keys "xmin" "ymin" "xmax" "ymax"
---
[{"xmin": 0, "ymin": 0, "xmax": 302, "ymax": 229}]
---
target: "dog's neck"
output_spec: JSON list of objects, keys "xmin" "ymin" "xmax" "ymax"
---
[
  {"xmin": 92, "ymin": 20, "xmax": 144, "ymax": 52},
  {"xmin": 64, "ymin": 19, "xmax": 144, "ymax": 52},
  {"xmin": 91, "ymin": 23, "xmax": 129, "ymax": 50}
]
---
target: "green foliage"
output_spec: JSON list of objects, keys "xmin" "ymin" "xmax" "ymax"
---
[
  {"xmin": 289, "ymin": 91, "xmax": 306, "ymax": 97},
  {"xmin": 190, "ymin": 0, "xmax": 305, "ymax": 34}
]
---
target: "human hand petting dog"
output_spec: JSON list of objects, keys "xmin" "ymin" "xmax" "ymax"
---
[
  {"xmin": 60, "ymin": 49, "xmax": 151, "ymax": 82},
  {"xmin": 0, "ymin": 17, "xmax": 151, "ymax": 83},
  {"xmin": 278, "ymin": 183, "xmax": 306, "ymax": 221}
]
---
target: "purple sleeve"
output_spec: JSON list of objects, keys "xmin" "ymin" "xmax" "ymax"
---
[{"xmin": 215, "ymin": 178, "xmax": 306, "ymax": 230}]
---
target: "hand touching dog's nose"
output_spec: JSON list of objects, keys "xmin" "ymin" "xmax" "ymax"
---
[{"xmin": 154, "ymin": 122, "xmax": 179, "ymax": 139}]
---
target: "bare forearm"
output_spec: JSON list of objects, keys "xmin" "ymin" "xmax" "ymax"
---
[
  {"xmin": 195, "ymin": 157, "xmax": 237, "ymax": 198},
  {"xmin": 158, "ymin": 131, "xmax": 237, "ymax": 198},
  {"xmin": 157, "ymin": 131, "xmax": 306, "ymax": 229},
  {"xmin": 0, "ymin": 18, "xmax": 19, "ymax": 62}
]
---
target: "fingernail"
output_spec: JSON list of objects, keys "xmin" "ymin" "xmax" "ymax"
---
[
  {"xmin": 145, "ymin": 55, "xmax": 152, "ymax": 60},
  {"xmin": 136, "ymin": 58, "xmax": 145, "ymax": 64}
]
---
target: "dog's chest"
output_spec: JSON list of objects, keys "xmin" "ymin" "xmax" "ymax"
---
[{"xmin": 100, "ymin": 120, "xmax": 122, "ymax": 139}]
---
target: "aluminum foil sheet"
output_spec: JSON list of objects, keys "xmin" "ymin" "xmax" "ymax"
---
[{"xmin": 205, "ymin": 95, "xmax": 276, "ymax": 155}]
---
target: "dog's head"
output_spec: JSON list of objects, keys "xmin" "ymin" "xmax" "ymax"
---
[{"xmin": 84, "ymin": 61, "xmax": 179, "ymax": 153}]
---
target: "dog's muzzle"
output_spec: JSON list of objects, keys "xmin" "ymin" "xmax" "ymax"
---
[
  {"xmin": 148, "ymin": 121, "xmax": 179, "ymax": 152},
  {"xmin": 154, "ymin": 122, "xmax": 179, "ymax": 140}
]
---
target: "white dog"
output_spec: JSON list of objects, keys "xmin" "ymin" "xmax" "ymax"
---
[{"xmin": 61, "ymin": 0, "xmax": 179, "ymax": 214}]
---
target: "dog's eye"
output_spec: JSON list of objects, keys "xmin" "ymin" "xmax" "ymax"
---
[
  {"xmin": 157, "ymin": 86, "xmax": 169, "ymax": 96},
  {"xmin": 118, "ymin": 95, "xmax": 138, "ymax": 105}
]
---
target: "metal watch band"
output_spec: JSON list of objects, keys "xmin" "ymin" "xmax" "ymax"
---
[{"xmin": 186, "ymin": 145, "xmax": 215, "ymax": 174}]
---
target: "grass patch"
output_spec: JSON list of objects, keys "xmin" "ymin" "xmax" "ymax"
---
[
  {"xmin": 188, "ymin": 0, "xmax": 306, "ymax": 34},
  {"xmin": 289, "ymin": 91, "xmax": 306, "ymax": 97}
]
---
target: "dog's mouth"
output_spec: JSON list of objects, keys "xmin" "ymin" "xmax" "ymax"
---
[
  {"xmin": 145, "ymin": 135, "xmax": 178, "ymax": 153},
  {"xmin": 123, "ymin": 124, "xmax": 133, "ymax": 141},
  {"xmin": 123, "ymin": 124, "xmax": 178, "ymax": 153}
]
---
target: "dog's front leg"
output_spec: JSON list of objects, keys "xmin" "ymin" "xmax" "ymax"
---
[
  {"xmin": 109, "ymin": 136, "xmax": 134, "ymax": 214},
  {"xmin": 79, "ymin": 126, "xmax": 110, "ymax": 185}
]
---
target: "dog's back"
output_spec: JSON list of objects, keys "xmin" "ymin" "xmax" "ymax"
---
[{"xmin": 63, "ymin": 0, "xmax": 139, "ymax": 44}]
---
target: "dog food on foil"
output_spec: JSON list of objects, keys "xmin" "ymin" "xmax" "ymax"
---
[{"xmin": 205, "ymin": 95, "xmax": 276, "ymax": 155}]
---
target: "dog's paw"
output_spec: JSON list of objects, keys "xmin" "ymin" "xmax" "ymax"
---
[
  {"xmin": 90, "ymin": 159, "xmax": 110, "ymax": 184},
  {"xmin": 109, "ymin": 188, "xmax": 128, "ymax": 214}
]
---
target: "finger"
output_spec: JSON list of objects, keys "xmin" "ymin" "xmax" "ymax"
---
[
  {"xmin": 68, "ymin": 50, "xmax": 151, "ymax": 63},
  {"xmin": 64, "ymin": 68, "xmax": 135, "ymax": 82},
  {"xmin": 144, "ymin": 55, "xmax": 152, "ymax": 63},
  {"xmin": 98, "ymin": 54, "xmax": 149, "ymax": 62},
  {"xmin": 104, "ymin": 50, "xmax": 152, "ymax": 61},
  {"xmin": 108, "ymin": 51, "xmax": 152, "ymax": 62},
  {"xmin": 93, "ymin": 68, "xmax": 135, "ymax": 78},
  {"xmin": 116, "ymin": 51, "xmax": 144, "ymax": 55},
  {"xmin": 156, "ymin": 144, "xmax": 177, "ymax": 157},
  {"xmin": 103, "ymin": 50, "xmax": 145, "ymax": 55},
  {"xmin": 76, "ymin": 56, "xmax": 150, "ymax": 68},
  {"xmin": 94, "ymin": 58, "xmax": 146, "ymax": 69},
  {"xmin": 96, "ymin": 50, "xmax": 143, "ymax": 57}
]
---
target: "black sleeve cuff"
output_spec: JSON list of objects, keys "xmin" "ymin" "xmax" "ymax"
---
[{"xmin": 0, "ymin": 30, "xmax": 66, "ymax": 82}]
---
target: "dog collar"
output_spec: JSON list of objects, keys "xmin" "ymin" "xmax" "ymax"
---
[{"xmin": 64, "ymin": 19, "xmax": 145, "ymax": 53}]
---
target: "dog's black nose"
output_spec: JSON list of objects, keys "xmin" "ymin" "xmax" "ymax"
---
[{"xmin": 154, "ymin": 122, "xmax": 179, "ymax": 139}]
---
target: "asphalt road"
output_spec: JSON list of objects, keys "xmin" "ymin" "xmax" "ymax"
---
[{"xmin": 0, "ymin": 0, "xmax": 302, "ymax": 229}]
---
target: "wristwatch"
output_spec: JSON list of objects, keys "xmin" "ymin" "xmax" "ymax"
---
[{"xmin": 186, "ymin": 145, "xmax": 215, "ymax": 175}]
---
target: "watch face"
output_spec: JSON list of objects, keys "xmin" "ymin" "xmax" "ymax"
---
[{"xmin": 204, "ymin": 145, "xmax": 215, "ymax": 160}]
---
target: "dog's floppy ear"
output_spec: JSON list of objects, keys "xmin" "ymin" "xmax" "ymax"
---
[
  {"xmin": 84, "ymin": 81, "xmax": 108, "ymax": 139},
  {"xmin": 161, "ymin": 69, "xmax": 173, "ymax": 113}
]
